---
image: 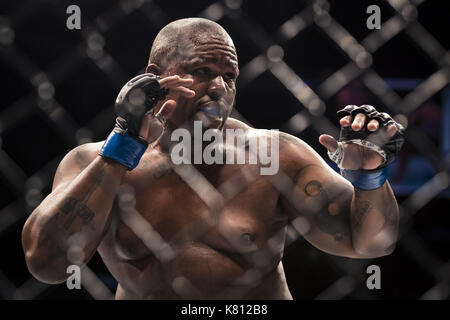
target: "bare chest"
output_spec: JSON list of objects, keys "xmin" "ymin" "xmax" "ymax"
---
[{"xmin": 110, "ymin": 155, "xmax": 286, "ymax": 261}]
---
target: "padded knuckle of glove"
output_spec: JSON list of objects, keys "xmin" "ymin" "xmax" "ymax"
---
[
  {"xmin": 351, "ymin": 105, "xmax": 377, "ymax": 119},
  {"xmin": 336, "ymin": 104, "xmax": 358, "ymax": 119}
]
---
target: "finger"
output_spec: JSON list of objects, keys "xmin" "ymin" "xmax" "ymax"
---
[
  {"xmin": 386, "ymin": 124, "xmax": 398, "ymax": 137},
  {"xmin": 159, "ymin": 76, "xmax": 183, "ymax": 88},
  {"xmin": 171, "ymin": 86, "xmax": 196, "ymax": 98},
  {"xmin": 174, "ymin": 77, "xmax": 194, "ymax": 84},
  {"xmin": 367, "ymin": 119, "xmax": 379, "ymax": 132},
  {"xmin": 339, "ymin": 115, "xmax": 352, "ymax": 127},
  {"xmin": 166, "ymin": 78, "xmax": 194, "ymax": 87},
  {"xmin": 351, "ymin": 113, "xmax": 366, "ymax": 131},
  {"xmin": 158, "ymin": 99, "xmax": 177, "ymax": 118},
  {"xmin": 319, "ymin": 134, "xmax": 339, "ymax": 152},
  {"xmin": 158, "ymin": 75, "xmax": 180, "ymax": 86},
  {"xmin": 144, "ymin": 100, "xmax": 176, "ymax": 140},
  {"xmin": 160, "ymin": 76, "xmax": 193, "ymax": 87}
]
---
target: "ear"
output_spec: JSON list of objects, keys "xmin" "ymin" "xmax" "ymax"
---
[{"xmin": 146, "ymin": 64, "xmax": 162, "ymax": 75}]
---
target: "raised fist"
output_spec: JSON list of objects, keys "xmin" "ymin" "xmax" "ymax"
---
[{"xmin": 320, "ymin": 105, "xmax": 405, "ymax": 171}]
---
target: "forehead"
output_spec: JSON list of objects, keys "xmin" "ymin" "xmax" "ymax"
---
[{"xmin": 177, "ymin": 33, "xmax": 239, "ymax": 72}]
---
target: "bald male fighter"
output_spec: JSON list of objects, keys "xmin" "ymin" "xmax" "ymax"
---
[{"xmin": 22, "ymin": 18, "xmax": 404, "ymax": 299}]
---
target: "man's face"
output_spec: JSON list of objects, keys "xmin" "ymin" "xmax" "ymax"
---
[{"xmin": 158, "ymin": 32, "xmax": 239, "ymax": 130}]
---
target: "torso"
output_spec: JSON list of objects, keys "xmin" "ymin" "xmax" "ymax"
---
[{"xmin": 95, "ymin": 120, "xmax": 294, "ymax": 299}]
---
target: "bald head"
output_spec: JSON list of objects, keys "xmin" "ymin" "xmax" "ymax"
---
[{"xmin": 148, "ymin": 18, "xmax": 236, "ymax": 72}]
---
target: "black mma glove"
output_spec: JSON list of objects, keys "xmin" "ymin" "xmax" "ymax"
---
[
  {"xmin": 114, "ymin": 73, "xmax": 169, "ymax": 145},
  {"xmin": 333, "ymin": 104, "xmax": 405, "ymax": 172},
  {"xmin": 99, "ymin": 73, "xmax": 168, "ymax": 170}
]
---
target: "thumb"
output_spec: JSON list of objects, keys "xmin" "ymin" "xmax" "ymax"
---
[
  {"xmin": 318, "ymin": 134, "xmax": 339, "ymax": 152},
  {"xmin": 158, "ymin": 99, "xmax": 177, "ymax": 119},
  {"xmin": 140, "ymin": 99, "xmax": 177, "ymax": 144}
]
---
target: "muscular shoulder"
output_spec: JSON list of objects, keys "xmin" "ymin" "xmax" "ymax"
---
[
  {"xmin": 279, "ymin": 132, "xmax": 318, "ymax": 158},
  {"xmin": 224, "ymin": 118, "xmax": 311, "ymax": 151},
  {"xmin": 224, "ymin": 117, "xmax": 253, "ymax": 130},
  {"xmin": 224, "ymin": 117, "xmax": 280, "ymax": 140},
  {"xmin": 224, "ymin": 118, "xmax": 319, "ymax": 166},
  {"xmin": 225, "ymin": 119, "xmax": 317, "ymax": 176},
  {"xmin": 52, "ymin": 141, "xmax": 104, "ymax": 191},
  {"xmin": 277, "ymin": 132, "xmax": 334, "ymax": 179},
  {"xmin": 64, "ymin": 141, "xmax": 104, "ymax": 169}
]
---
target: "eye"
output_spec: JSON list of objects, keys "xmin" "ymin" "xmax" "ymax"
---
[
  {"xmin": 192, "ymin": 67, "xmax": 211, "ymax": 77},
  {"xmin": 224, "ymin": 72, "xmax": 236, "ymax": 83}
]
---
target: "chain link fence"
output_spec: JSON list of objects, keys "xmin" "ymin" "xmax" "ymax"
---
[{"xmin": 0, "ymin": 0, "xmax": 449, "ymax": 299}]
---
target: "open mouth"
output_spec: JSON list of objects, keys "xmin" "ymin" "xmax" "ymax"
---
[
  {"xmin": 201, "ymin": 105, "xmax": 221, "ymax": 116},
  {"xmin": 197, "ymin": 102, "xmax": 223, "ymax": 119},
  {"xmin": 195, "ymin": 102, "xmax": 224, "ymax": 127}
]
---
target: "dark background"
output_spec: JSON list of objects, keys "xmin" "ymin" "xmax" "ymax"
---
[{"xmin": 0, "ymin": 0, "xmax": 449, "ymax": 299}]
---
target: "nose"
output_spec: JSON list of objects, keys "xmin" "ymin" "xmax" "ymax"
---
[{"xmin": 207, "ymin": 75, "xmax": 226, "ymax": 100}]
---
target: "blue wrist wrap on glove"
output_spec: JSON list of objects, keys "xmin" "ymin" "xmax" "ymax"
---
[
  {"xmin": 341, "ymin": 167, "xmax": 388, "ymax": 190},
  {"xmin": 100, "ymin": 131, "xmax": 147, "ymax": 170}
]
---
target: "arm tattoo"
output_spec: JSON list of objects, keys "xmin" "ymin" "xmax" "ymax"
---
[
  {"xmin": 58, "ymin": 165, "xmax": 105, "ymax": 230},
  {"xmin": 289, "ymin": 163, "xmax": 354, "ymax": 241},
  {"xmin": 81, "ymin": 165, "xmax": 105, "ymax": 203},
  {"xmin": 303, "ymin": 180, "xmax": 352, "ymax": 241},
  {"xmin": 304, "ymin": 180, "xmax": 322, "ymax": 196},
  {"xmin": 38, "ymin": 163, "xmax": 105, "ymax": 250},
  {"xmin": 382, "ymin": 202, "xmax": 398, "ymax": 228},
  {"xmin": 351, "ymin": 200, "xmax": 372, "ymax": 231},
  {"xmin": 59, "ymin": 197, "xmax": 95, "ymax": 230},
  {"xmin": 38, "ymin": 197, "xmax": 96, "ymax": 249}
]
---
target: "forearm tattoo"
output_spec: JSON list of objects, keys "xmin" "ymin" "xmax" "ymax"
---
[
  {"xmin": 351, "ymin": 199, "xmax": 372, "ymax": 231},
  {"xmin": 382, "ymin": 201, "xmax": 398, "ymax": 228},
  {"xmin": 37, "ymin": 164, "xmax": 105, "ymax": 251},
  {"xmin": 60, "ymin": 197, "xmax": 95, "ymax": 230}
]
